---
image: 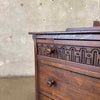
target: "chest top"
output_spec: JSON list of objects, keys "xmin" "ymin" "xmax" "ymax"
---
[
  {"xmin": 29, "ymin": 27, "xmax": 100, "ymax": 78},
  {"xmin": 29, "ymin": 27, "xmax": 100, "ymax": 40}
]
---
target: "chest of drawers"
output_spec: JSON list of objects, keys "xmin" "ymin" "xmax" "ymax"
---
[{"xmin": 29, "ymin": 27, "xmax": 100, "ymax": 100}]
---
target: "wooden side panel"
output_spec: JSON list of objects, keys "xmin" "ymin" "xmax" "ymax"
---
[
  {"xmin": 39, "ymin": 94, "xmax": 52, "ymax": 100},
  {"xmin": 38, "ymin": 63, "xmax": 100, "ymax": 100},
  {"xmin": 33, "ymin": 35, "xmax": 39, "ymax": 100}
]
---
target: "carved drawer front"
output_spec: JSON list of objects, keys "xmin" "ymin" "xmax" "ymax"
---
[
  {"xmin": 37, "ymin": 43, "xmax": 100, "ymax": 67},
  {"xmin": 39, "ymin": 94, "xmax": 52, "ymax": 100},
  {"xmin": 38, "ymin": 63, "xmax": 100, "ymax": 100}
]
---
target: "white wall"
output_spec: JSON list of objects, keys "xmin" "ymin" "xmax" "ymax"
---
[{"xmin": 0, "ymin": 0, "xmax": 100, "ymax": 77}]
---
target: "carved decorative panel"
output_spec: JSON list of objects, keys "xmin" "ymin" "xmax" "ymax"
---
[{"xmin": 37, "ymin": 43, "xmax": 100, "ymax": 67}]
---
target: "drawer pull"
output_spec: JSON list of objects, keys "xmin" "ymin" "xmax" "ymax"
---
[
  {"xmin": 47, "ymin": 80, "xmax": 55, "ymax": 87},
  {"xmin": 46, "ymin": 48, "xmax": 55, "ymax": 55}
]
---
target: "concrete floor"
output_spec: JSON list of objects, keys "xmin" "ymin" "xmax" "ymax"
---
[{"xmin": 0, "ymin": 77, "xmax": 35, "ymax": 100}]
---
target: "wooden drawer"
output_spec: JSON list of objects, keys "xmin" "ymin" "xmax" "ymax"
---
[
  {"xmin": 39, "ymin": 94, "xmax": 52, "ymax": 100},
  {"xmin": 37, "ymin": 39, "xmax": 100, "ymax": 79},
  {"xmin": 37, "ymin": 40, "xmax": 100, "ymax": 67},
  {"xmin": 38, "ymin": 63, "xmax": 100, "ymax": 100}
]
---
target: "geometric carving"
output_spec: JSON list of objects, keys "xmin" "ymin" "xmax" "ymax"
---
[{"xmin": 37, "ymin": 43, "xmax": 100, "ymax": 67}]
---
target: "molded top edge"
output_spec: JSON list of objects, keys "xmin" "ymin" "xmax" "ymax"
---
[{"xmin": 29, "ymin": 31, "xmax": 100, "ymax": 35}]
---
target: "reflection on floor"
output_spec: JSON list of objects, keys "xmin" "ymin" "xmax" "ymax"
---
[{"xmin": 0, "ymin": 76, "xmax": 35, "ymax": 100}]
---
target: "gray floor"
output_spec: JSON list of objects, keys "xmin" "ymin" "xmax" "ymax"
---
[{"xmin": 0, "ymin": 77, "xmax": 35, "ymax": 100}]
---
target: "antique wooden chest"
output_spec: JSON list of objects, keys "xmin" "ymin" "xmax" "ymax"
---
[{"xmin": 29, "ymin": 27, "xmax": 100, "ymax": 100}]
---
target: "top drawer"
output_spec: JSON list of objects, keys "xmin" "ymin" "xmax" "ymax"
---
[
  {"xmin": 37, "ymin": 39, "xmax": 100, "ymax": 78},
  {"xmin": 37, "ymin": 39, "xmax": 100, "ymax": 67}
]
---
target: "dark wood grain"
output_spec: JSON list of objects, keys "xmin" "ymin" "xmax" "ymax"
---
[
  {"xmin": 39, "ymin": 93, "xmax": 52, "ymax": 100},
  {"xmin": 38, "ymin": 56, "xmax": 100, "ymax": 79},
  {"xmin": 38, "ymin": 63, "xmax": 100, "ymax": 100}
]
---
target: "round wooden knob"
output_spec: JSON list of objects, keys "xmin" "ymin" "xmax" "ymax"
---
[
  {"xmin": 46, "ymin": 48, "xmax": 51, "ymax": 54},
  {"xmin": 46, "ymin": 48, "xmax": 55, "ymax": 55},
  {"xmin": 47, "ymin": 80, "xmax": 55, "ymax": 87}
]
